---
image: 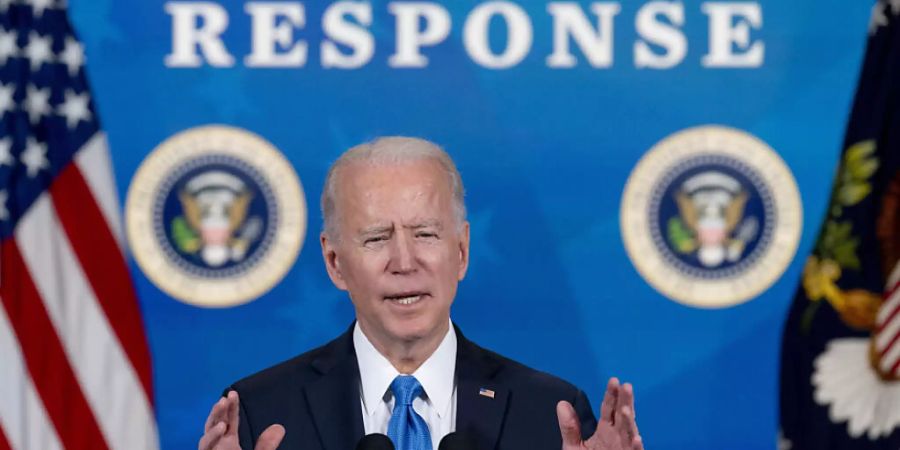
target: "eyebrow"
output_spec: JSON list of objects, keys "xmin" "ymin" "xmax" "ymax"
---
[
  {"xmin": 406, "ymin": 219, "xmax": 443, "ymax": 230},
  {"xmin": 358, "ymin": 225, "xmax": 393, "ymax": 237},
  {"xmin": 357, "ymin": 219, "xmax": 443, "ymax": 236}
]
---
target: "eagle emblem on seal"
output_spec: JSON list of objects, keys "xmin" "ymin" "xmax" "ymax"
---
[
  {"xmin": 667, "ymin": 171, "xmax": 759, "ymax": 267},
  {"xmin": 171, "ymin": 170, "xmax": 263, "ymax": 267}
]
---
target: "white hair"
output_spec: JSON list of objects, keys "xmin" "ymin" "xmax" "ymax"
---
[{"xmin": 320, "ymin": 136, "xmax": 466, "ymax": 240}]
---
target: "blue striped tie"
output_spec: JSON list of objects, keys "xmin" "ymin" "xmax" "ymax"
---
[{"xmin": 387, "ymin": 375, "xmax": 433, "ymax": 450}]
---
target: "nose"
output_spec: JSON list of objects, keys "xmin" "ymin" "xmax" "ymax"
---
[{"xmin": 387, "ymin": 232, "xmax": 417, "ymax": 275}]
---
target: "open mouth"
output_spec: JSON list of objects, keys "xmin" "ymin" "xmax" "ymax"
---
[{"xmin": 385, "ymin": 293, "xmax": 429, "ymax": 306}]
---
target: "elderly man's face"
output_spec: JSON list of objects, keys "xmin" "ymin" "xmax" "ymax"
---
[{"xmin": 321, "ymin": 159, "xmax": 469, "ymax": 348}]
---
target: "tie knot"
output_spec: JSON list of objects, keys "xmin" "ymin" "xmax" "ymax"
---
[{"xmin": 390, "ymin": 375, "xmax": 424, "ymax": 406}]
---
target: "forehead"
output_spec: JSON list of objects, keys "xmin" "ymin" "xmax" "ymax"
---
[{"xmin": 335, "ymin": 159, "xmax": 454, "ymax": 220}]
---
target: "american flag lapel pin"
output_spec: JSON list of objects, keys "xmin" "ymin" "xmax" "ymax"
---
[{"xmin": 479, "ymin": 388, "xmax": 495, "ymax": 399}]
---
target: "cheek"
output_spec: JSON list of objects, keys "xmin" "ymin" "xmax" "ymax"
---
[
  {"xmin": 418, "ymin": 244, "xmax": 456, "ymax": 266},
  {"xmin": 340, "ymin": 253, "xmax": 385, "ymax": 285},
  {"xmin": 420, "ymin": 246, "xmax": 464, "ymax": 282}
]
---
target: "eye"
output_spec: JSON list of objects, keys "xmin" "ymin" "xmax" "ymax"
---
[
  {"xmin": 364, "ymin": 236, "xmax": 387, "ymax": 245},
  {"xmin": 416, "ymin": 231, "xmax": 438, "ymax": 239}
]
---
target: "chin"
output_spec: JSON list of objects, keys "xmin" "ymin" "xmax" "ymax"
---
[{"xmin": 387, "ymin": 317, "xmax": 445, "ymax": 342}]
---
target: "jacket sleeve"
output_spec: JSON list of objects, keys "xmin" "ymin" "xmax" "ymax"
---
[
  {"xmin": 572, "ymin": 389, "xmax": 599, "ymax": 441},
  {"xmin": 238, "ymin": 394, "xmax": 253, "ymax": 450}
]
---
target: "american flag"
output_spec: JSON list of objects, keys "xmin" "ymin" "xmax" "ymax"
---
[{"xmin": 0, "ymin": 1, "xmax": 158, "ymax": 450}]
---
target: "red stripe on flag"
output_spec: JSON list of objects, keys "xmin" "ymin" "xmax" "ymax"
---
[
  {"xmin": 0, "ymin": 240, "xmax": 109, "ymax": 450},
  {"xmin": 0, "ymin": 422, "xmax": 11, "ymax": 450},
  {"xmin": 49, "ymin": 163, "xmax": 154, "ymax": 404},
  {"xmin": 876, "ymin": 300, "xmax": 900, "ymax": 334},
  {"xmin": 878, "ymin": 327, "xmax": 900, "ymax": 357},
  {"xmin": 885, "ymin": 282, "xmax": 900, "ymax": 302}
]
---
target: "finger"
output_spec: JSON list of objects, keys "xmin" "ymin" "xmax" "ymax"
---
[
  {"xmin": 255, "ymin": 424, "xmax": 286, "ymax": 450},
  {"xmin": 556, "ymin": 401, "xmax": 583, "ymax": 448},
  {"xmin": 615, "ymin": 406, "xmax": 636, "ymax": 443},
  {"xmin": 204, "ymin": 397, "xmax": 227, "ymax": 433},
  {"xmin": 620, "ymin": 383, "xmax": 638, "ymax": 433},
  {"xmin": 198, "ymin": 421, "xmax": 226, "ymax": 450},
  {"xmin": 620, "ymin": 383, "xmax": 636, "ymax": 415},
  {"xmin": 599, "ymin": 377, "xmax": 620, "ymax": 423},
  {"xmin": 632, "ymin": 435, "xmax": 644, "ymax": 450},
  {"xmin": 225, "ymin": 391, "xmax": 240, "ymax": 436}
]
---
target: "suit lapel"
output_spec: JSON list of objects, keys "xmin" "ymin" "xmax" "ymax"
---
[
  {"xmin": 304, "ymin": 327, "xmax": 365, "ymax": 450},
  {"xmin": 455, "ymin": 328, "xmax": 509, "ymax": 450}
]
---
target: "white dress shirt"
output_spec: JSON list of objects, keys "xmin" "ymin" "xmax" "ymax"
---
[{"xmin": 354, "ymin": 321, "xmax": 458, "ymax": 450}]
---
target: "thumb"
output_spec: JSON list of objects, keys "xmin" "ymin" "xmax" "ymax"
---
[
  {"xmin": 556, "ymin": 401, "xmax": 583, "ymax": 448},
  {"xmin": 254, "ymin": 424, "xmax": 285, "ymax": 450}
]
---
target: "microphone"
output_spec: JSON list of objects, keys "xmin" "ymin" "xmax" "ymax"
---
[
  {"xmin": 355, "ymin": 433, "xmax": 395, "ymax": 450},
  {"xmin": 438, "ymin": 432, "xmax": 476, "ymax": 450}
]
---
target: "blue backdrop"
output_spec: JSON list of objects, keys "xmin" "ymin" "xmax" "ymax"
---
[{"xmin": 66, "ymin": 1, "xmax": 872, "ymax": 448}]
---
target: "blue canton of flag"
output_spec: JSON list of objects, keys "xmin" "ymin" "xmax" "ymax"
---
[
  {"xmin": 0, "ymin": 0, "xmax": 94, "ymax": 233},
  {"xmin": 0, "ymin": 0, "xmax": 158, "ymax": 449}
]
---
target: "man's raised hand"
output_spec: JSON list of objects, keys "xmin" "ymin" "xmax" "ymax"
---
[
  {"xmin": 556, "ymin": 378, "xmax": 644, "ymax": 450},
  {"xmin": 198, "ymin": 391, "xmax": 285, "ymax": 450}
]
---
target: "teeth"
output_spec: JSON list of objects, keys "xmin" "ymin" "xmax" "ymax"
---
[{"xmin": 392, "ymin": 295, "xmax": 422, "ymax": 305}]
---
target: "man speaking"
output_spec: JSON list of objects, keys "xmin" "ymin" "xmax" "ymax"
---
[{"xmin": 197, "ymin": 137, "xmax": 643, "ymax": 450}]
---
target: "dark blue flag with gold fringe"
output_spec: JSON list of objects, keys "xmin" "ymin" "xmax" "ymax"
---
[{"xmin": 779, "ymin": 1, "xmax": 900, "ymax": 449}]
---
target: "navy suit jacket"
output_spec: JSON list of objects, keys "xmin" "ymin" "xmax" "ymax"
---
[{"xmin": 229, "ymin": 325, "xmax": 597, "ymax": 449}]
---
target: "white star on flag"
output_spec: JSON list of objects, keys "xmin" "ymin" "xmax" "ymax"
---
[
  {"xmin": 24, "ymin": 31, "xmax": 53, "ymax": 71},
  {"xmin": 0, "ymin": 28, "xmax": 18, "ymax": 66},
  {"xmin": 0, "ymin": 82, "xmax": 15, "ymax": 116},
  {"xmin": 0, "ymin": 137, "xmax": 12, "ymax": 166},
  {"xmin": 776, "ymin": 430, "xmax": 792, "ymax": 450},
  {"xmin": 20, "ymin": 137, "xmax": 48, "ymax": 177},
  {"xmin": 891, "ymin": 0, "xmax": 900, "ymax": 15},
  {"xmin": 59, "ymin": 37, "xmax": 84, "ymax": 76},
  {"xmin": 26, "ymin": 0, "xmax": 55, "ymax": 18},
  {"xmin": 0, "ymin": 0, "xmax": 12, "ymax": 13},
  {"xmin": 0, "ymin": 190, "xmax": 8, "ymax": 220},
  {"xmin": 58, "ymin": 89, "xmax": 90, "ymax": 129},
  {"xmin": 24, "ymin": 84, "xmax": 50, "ymax": 124},
  {"xmin": 870, "ymin": 1, "xmax": 889, "ymax": 35}
]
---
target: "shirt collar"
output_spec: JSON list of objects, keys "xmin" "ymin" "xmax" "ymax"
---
[
  {"xmin": 411, "ymin": 321, "xmax": 456, "ymax": 419},
  {"xmin": 354, "ymin": 320, "xmax": 457, "ymax": 419}
]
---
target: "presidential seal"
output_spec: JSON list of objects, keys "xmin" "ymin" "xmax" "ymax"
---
[
  {"xmin": 620, "ymin": 125, "xmax": 802, "ymax": 308},
  {"xmin": 125, "ymin": 125, "xmax": 306, "ymax": 307}
]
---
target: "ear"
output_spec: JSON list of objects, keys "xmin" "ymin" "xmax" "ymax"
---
[
  {"xmin": 457, "ymin": 221, "xmax": 470, "ymax": 281},
  {"xmin": 321, "ymin": 232, "xmax": 348, "ymax": 291}
]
